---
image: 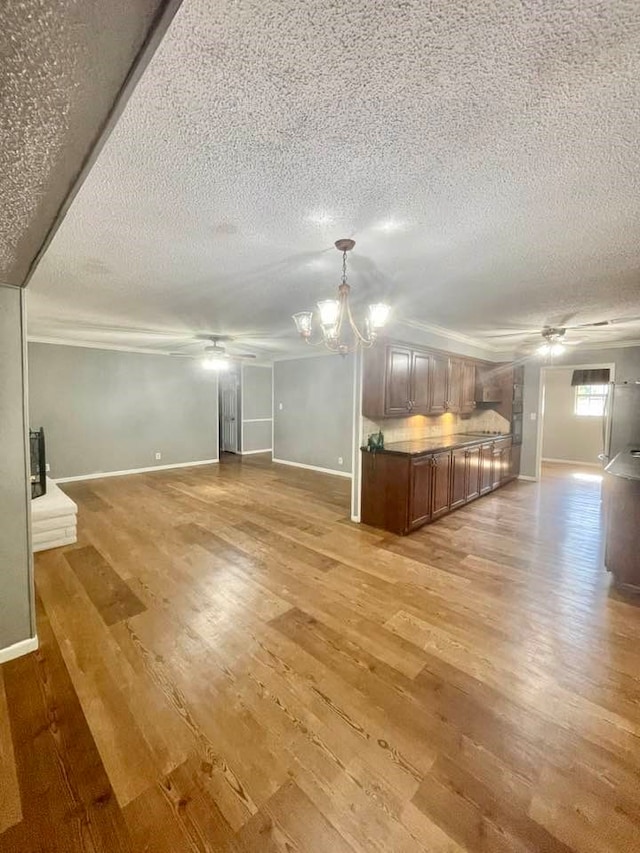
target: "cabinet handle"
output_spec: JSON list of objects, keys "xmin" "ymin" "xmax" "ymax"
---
[
  {"xmin": 431, "ymin": 457, "xmax": 438, "ymax": 467},
  {"xmin": 407, "ymin": 400, "xmax": 413, "ymax": 411}
]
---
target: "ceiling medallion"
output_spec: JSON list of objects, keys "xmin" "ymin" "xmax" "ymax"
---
[{"xmin": 292, "ymin": 239, "xmax": 390, "ymax": 354}]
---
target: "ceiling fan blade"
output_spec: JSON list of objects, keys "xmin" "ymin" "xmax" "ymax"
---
[{"xmin": 568, "ymin": 315, "xmax": 640, "ymax": 329}]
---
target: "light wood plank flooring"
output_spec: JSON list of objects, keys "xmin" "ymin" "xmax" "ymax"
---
[{"xmin": 2, "ymin": 456, "xmax": 640, "ymax": 852}]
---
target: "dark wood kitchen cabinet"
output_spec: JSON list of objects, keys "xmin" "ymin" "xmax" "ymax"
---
[
  {"xmin": 363, "ymin": 339, "xmax": 513, "ymax": 420},
  {"xmin": 465, "ymin": 444, "xmax": 481, "ymax": 499},
  {"xmin": 431, "ymin": 451, "xmax": 452, "ymax": 517},
  {"xmin": 428, "ymin": 353, "xmax": 449, "ymax": 414},
  {"xmin": 461, "ymin": 360, "xmax": 477, "ymax": 414},
  {"xmin": 361, "ymin": 436, "xmax": 514, "ymax": 535},
  {"xmin": 452, "ymin": 444, "xmax": 482, "ymax": 508},
  {"xmin": 364, "ymin": 344, "xmax": 432, "ymax": 417},
  {"xmin": 446, "ymin": 358, "xmax": 464, "ymax": 413},
  {"xmin": 409, "ymin": 455, "xmax": 434, "ymax": 529},
  {"xmin": 384, "ymin": 346, "xmax": 413, "ymax": 415},
  {"xmin": 479, "ymin": 442, "xmax": 494, "ymax": 494},
  {"xmin": 450, "ymin": 447, "xmax": 468, "ymax": 509},
  {"xmin": 411, "ymin": 350, "xmax": 431, "ymax": 413}
]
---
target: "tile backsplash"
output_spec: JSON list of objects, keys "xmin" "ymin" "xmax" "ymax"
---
[{"xmin": 363, "ymin": 409, "xmax": 511, "ymax": 445}]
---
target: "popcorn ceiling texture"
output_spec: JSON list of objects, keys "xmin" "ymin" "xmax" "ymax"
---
[
  {"xmin": 24, "ymin": 0, "xmax": 640, "ymax": 353},
  {"xmin": 0, "ymin": 0, "xmax": 162, "ymax": 286}
]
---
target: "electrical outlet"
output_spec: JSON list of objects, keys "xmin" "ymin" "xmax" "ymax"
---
[
  {"xmin": 155, "ymin": 452, "xmax": 162, "ymax": 460},
  {"xmin": 278, "ymin": 402, "xmax": 284, "ymax": 410},
  {"xmin": 529, "ymin": 412, "xmax": 537, "ymax": 421},
  {"xmin": 338, "ymin": 456, "xmax": 344, "ymax": 466},
  {"xmin": 45, "ymin": 463, "xmax": 51, "ymax": 472}
]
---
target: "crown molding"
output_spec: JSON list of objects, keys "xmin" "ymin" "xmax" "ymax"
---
[
  {"xmin": 396, "ymin": 318, "xmax": 503, "ymax": 353},
  {"xmin": 27, "ymin": 335, "xmax": 175, "ymax": 356},
  {"xmin": 564, "ymin": 338, "xmax": 640, "ymax": 352}
]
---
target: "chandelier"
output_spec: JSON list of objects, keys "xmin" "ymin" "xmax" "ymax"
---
[{"xmin": 292, "ymin": 239, "xmax": 390, "ymax": 354}]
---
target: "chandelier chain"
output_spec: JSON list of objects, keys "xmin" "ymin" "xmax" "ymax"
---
[{"xmin": 342, "ymin": 251, "xmax": 348, "ymax": 286}]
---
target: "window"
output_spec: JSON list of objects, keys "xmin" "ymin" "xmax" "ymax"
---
[{"xmin": 574, "ymin": 384, "xmax": 608, "ymax": 417}]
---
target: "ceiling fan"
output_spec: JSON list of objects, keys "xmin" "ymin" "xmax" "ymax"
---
[
  {"xmin": 171, "ymin": 335, "xmax": 257, "ymax": 370},
  {"xmin": 485, "ymin": 315, "xmax": 640, "ymax": 356}
]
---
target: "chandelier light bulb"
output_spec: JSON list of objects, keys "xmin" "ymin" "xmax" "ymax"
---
[
  {"xmin": 317, "ymin": 299, "xmax": 340, "ymax": 328},
  {"xmin": 368, "ymin": 302, "xmax": 391, "ymax": 330}
]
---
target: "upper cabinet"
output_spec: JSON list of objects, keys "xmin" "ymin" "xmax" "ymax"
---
[
  {"xmin": 384, "ymin": 346, "xmax": 413, "ymax": 415},
  {"xmin": 362, "ymin": 342, "xmax": 480, "ymax": 419}
]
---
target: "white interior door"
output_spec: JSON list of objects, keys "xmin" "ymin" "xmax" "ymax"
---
[{"xmin": 220, "ymin": 381, "xmax": 238, "ymax": 453}]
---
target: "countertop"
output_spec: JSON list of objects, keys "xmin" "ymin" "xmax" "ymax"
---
[
  {"xmin": 362, "ymin": 433, "xmax": 512, "ymax": 457},
  {"xmin": 605, "ymin": 447, "xmax": 640, "ymax": 482}
]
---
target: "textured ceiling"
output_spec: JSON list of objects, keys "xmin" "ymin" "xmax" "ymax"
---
[
  {"xmin": 26, "ymin": 0, "xmax": 640, "ymax": 355},
  {"xmin": 0, "ymin": 0, "xmax": 178, "ymax": 287}
]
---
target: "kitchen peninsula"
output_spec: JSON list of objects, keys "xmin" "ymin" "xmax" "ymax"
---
[{"xmin": 361, "ymin": 433, "xmax": 514, "ymax": 534}]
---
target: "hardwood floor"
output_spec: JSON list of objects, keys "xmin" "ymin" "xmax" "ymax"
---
[{"xmin": 2, "ymin": 456, "xmax": 640, "ymax": 852}]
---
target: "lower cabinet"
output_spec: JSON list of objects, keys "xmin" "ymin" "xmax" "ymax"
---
[
  {"xmin": 450, "ymin": 448, "xmax": 468, "ymax": 509},
  {"xmin": 465, "ymin": 445, "xmax": 481, "ymax": 500},
  {"xmin": 361, "ymin": 437, "xmax": 515, "ymax": 535},
  {"xmin": 431, "ymin": 450, "xmax": 451, "ymax": 518},
  {"xmin": 479, "ymin": 442, "xmax": 494, "ymax": 494}
]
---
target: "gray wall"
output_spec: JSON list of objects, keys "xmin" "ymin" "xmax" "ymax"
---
[
  {"xmin": 521, "ymin": 345, "xmax": 640, "ymax": 477},
  {"xmin": 29, "ymin": 343, "xmax": 218, "ymax": 480},
  {"xmin": 541, "ymin": 367, "xmax": 604, "ymax": 464},
  {"xmin": 274, "ymin": 354, "xmax": 354, "ymax": 474},
  {"xmin": 241, "ymin": 365, "xmax": 273, "ymax": 453},
  {"xmin": 0, "ymin": 287, "xmax": 33, "ymax": 651}
]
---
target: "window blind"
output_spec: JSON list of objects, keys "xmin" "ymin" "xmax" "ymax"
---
[{"xmin": 570, "ymin": 368, "xmax": 611, "ymax": 386}]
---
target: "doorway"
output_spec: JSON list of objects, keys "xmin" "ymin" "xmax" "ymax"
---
[
  {"xmin": 536, "ymin": 361, "xmax": 615, "ymax": 478},
  {"xmin": 218, "ymin": 372, "xmax": 239, "ymax": 454}
]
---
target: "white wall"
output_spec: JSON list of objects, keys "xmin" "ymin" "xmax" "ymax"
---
[{"xmin": 541, "ymin": 367, "xmax": 603, "ymax": 465}]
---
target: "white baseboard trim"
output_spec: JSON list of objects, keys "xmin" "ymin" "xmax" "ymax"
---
[
  {"xmin": 350, "ymin": 513, "xmax": 361, "ymax": 523},
  {"xmin": 272, "ymin": 458, "xmax": 353, "ymax": 479},
  {"xmin": 55, "ymin": 459, "xmax": 219, "ymax": 484},
  {"xmin": 0, "ymin": 635, "xmax": 38, "ymax": 665},
  {"xmin": 542, "ymin": 457, "xmax": 602, "ymax": 468},
  {"xmin": 517, "ymin": 474, "xmax": 538, "ymax": 482},
  {"xmin": 239, "ymin": 449, "xmax": 273, "ymax": 456}
]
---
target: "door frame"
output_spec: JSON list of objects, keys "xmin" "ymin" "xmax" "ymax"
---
[
  {"xmin": 535, "ymin": 361, "xmax": 615, "ymax": 479},
  {"xmin": 219, "ymin": 372, "xmax": 240, "ymax": 454}
]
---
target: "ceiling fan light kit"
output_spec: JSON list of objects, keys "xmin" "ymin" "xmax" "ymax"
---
[
  {"xmin": 292, "ymin": 239, "xmax": 391, "ymax": 354},
  {"xmin": 537, "ymin": 327, "xmax": 566, "ymax": 358},
  {"xmin": 196, "ymin": 336, "xmax": 257, "ymax": 370}
]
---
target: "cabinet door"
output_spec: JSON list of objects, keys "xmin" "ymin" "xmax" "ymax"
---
[
  {"xmin": 461, "ymin": 361, "xmax": 477, "ymax": 414},
  {"xmin": 465, "ymin": 445, "xmax": 481, "ymax": 500},
  {"xmin": 447, "ymin": 358, "xmax": 464, "ymax": 413},
  {"xmin": 492, "ymin": 447, "xmax": 503, "ymax": 488},
  {"xmin": 450, "ymin": 448, "xmax": 467, "ymax": 508},
  {"xmin": 479, "ymin": 442, "xmax": 494, "ymax": 494},
  {"xmin": 510, "ymin": 444, "xmax": 521, "ymax": 479},
  {"xmin": 431, "ymin": 451, "xmax": 451, "ymax": 517},
  {"xmin": 384, "ymin": 346, "xmax": 412, "ymax": 415},
  {"xmin": 429, "ymin": 354, "xmax": 449, "ymax": 414},
  {"xmin": 409, "ymin": 457, "xmax": 433, "ymax": 528},
  {"xmin": 411, "ymin": 351, "xmax": 431, "ymax": 414}
]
